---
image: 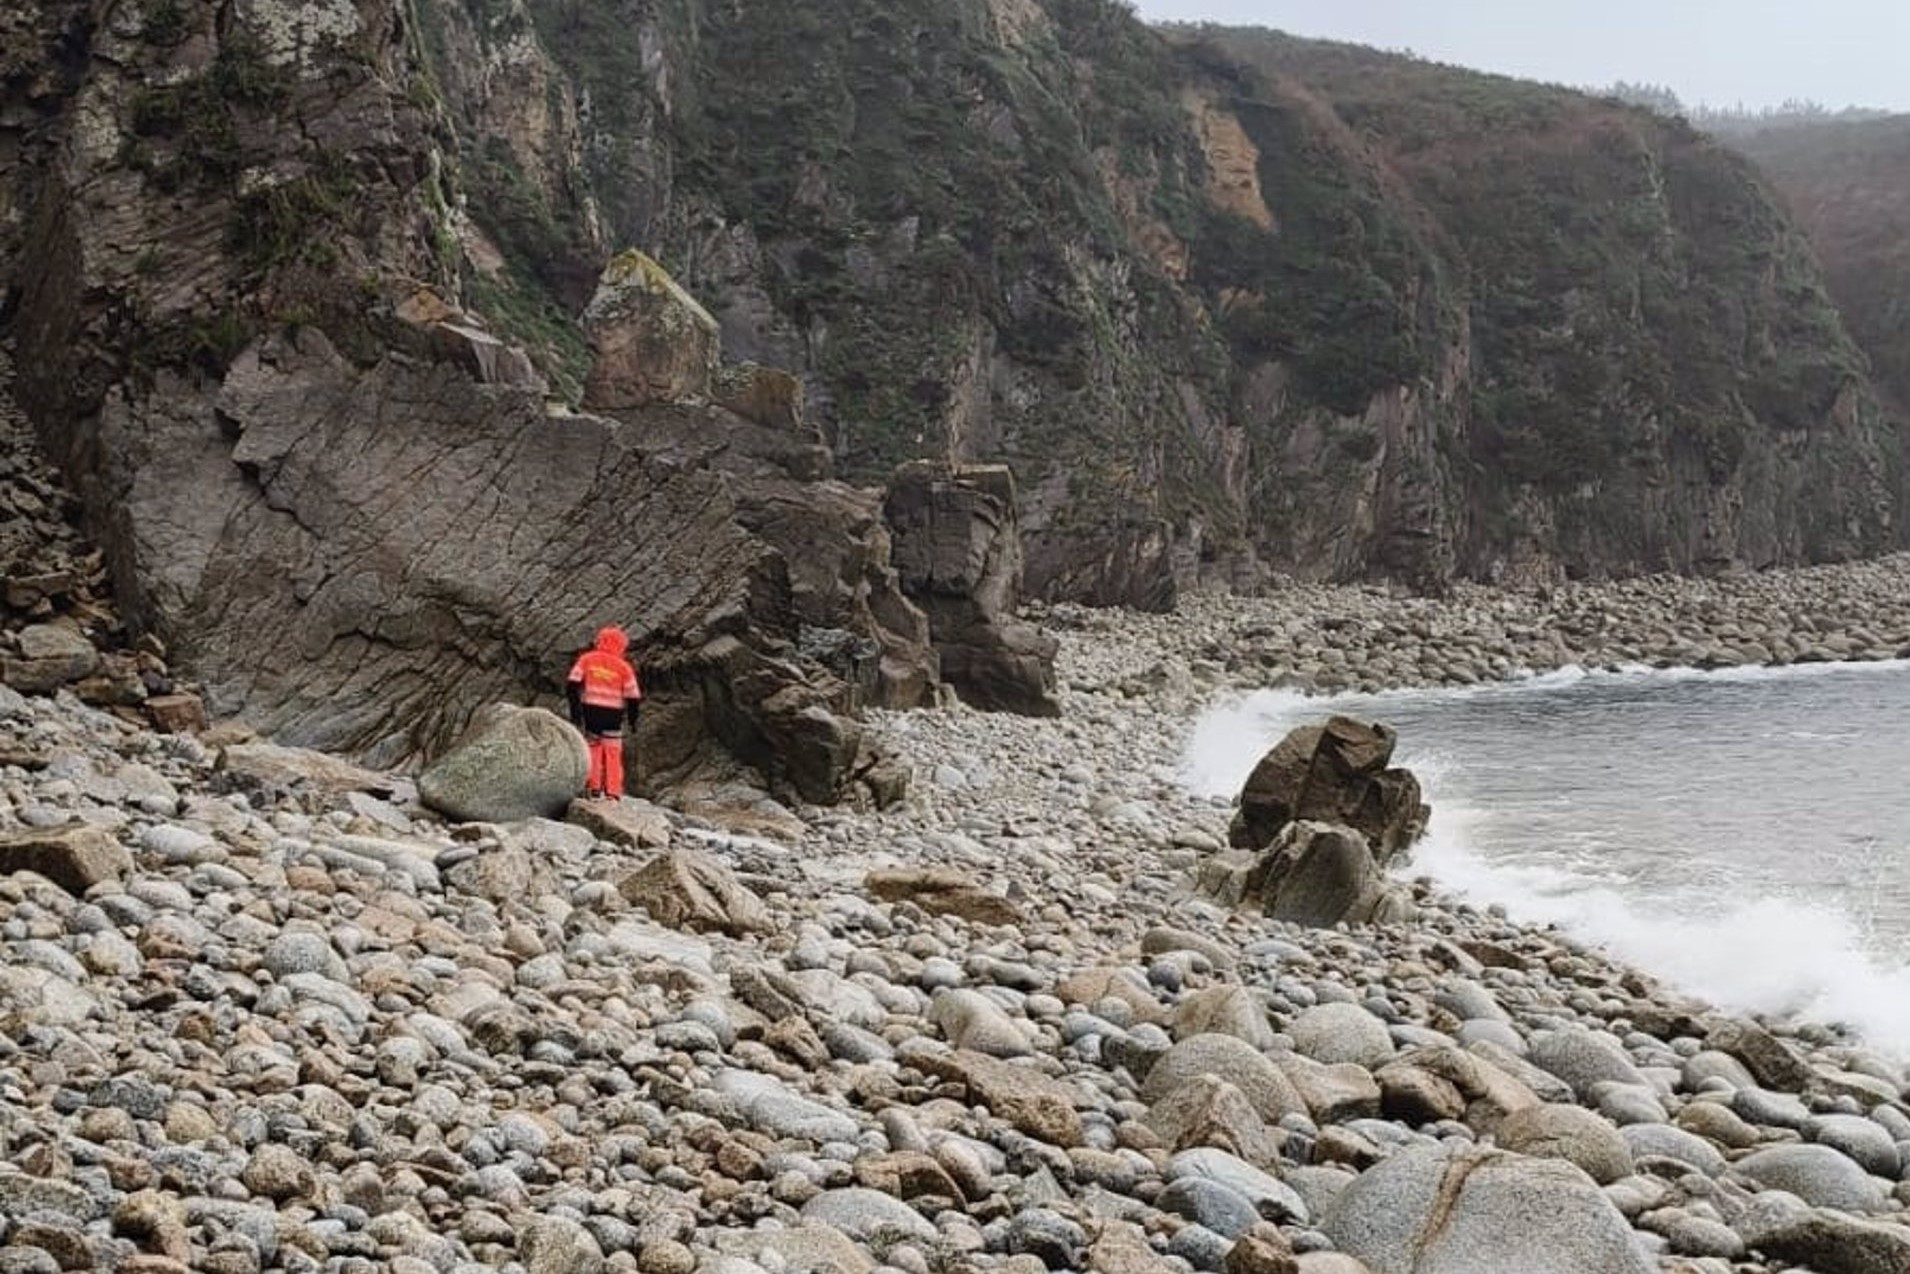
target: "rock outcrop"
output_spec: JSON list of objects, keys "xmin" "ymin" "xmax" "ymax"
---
[
  {"xmin": 1228, "ymin": 718, "xmax": 1428, "ymax": 859},
  {"xmin": 436, "ymin": 1, "xmax": 1905, "ymax": 600},
  {"xmin": 0, "ymin": 0, "xmax": 1075, "ymax": 806},
  {"xmin": 883, "ymin": 462, "xmax": 1059, "ymax": 716}
]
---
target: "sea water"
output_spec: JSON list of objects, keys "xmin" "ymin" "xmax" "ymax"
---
[{"xmin": 1181, "ymin": 659, "xmax": 1910, "ymax": 1055}]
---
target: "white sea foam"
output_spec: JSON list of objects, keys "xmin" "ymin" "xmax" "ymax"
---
[
  {"xmin": 1412, "ymin": 801, "xmax": 1910, "ymax": 1058},
  {"xmin": 1181, "ymin": 663, "xmax": 1910, "ymax": 1058}
]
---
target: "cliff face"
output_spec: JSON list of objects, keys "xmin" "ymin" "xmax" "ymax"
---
[
  {"xmin": 3, "ymin": 0, "xmax": 1903, "ymax": 762},
  {"xmin": 403, "ymin": 4, "xmax": 1902, "ymax": 600},
  {"xmin": 0, "ymin": 0, "xmax": 1018, "ymax": 804}
]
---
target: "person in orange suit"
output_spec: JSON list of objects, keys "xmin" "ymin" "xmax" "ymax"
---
[{"xmin": 565, "ymin": 625, "xmax": 643, "ymax": 799}]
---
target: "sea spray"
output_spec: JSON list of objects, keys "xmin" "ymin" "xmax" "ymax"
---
[{"xmin": 1184, "ymin": 660, "xmax": 1910, "ymax": 1057}]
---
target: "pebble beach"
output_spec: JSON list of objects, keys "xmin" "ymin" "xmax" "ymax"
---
[
  {"xmin": 7, "ymin": 547, "xmax": 1910, "ymax": 1274},
  {"xmin": 12, "ymin": 321, "xmax": 1910, "ymax": 1272}
]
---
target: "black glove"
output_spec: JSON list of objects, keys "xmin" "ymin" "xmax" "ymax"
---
[
  {"xmin": 625, "ymin": 699, "xmax": 642, "ymax": 730},
  {"xmin": 565, "ymin": 682, "xmax": 583, "ymax": 728}
]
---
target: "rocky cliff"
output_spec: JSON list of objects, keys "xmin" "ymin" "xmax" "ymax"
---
[
  {"xmin": 400, "ymin": 3, "xmax": 1904, "ymax": 601},
  {"xmin": 0, "ymin": 0, "xmax": 1056, "ymax": 804},
  {"xmin": 3, "ymin": 1, "xmax": 1905, "ymax": 783}
]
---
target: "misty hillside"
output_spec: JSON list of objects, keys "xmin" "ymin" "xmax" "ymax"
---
[{"xmin": 1727, "ymin": 114, "xmax": 1910, "ymax": 418}]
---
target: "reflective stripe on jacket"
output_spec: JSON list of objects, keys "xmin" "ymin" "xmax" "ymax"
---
[{"xmin": 567, "ymin": 649, "xmax": 641, "ymax": 709}]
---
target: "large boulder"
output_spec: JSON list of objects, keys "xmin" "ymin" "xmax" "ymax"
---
[
  {"xmin": 1229, "ymin": 718, "xmax": 1428, "ymax": 861},
  {"xmin": 1141, "ymin": 1034, "xmax": 1308, "ymax": 1126},
  {"xmin": 2, "ymin": 622, "xmax": 99, "ymax": 693},
  {"xmin": 1494, "ymin": 1103, "xmax": 1634, "ymax": 1185},
  {"xmin": 1732, "ymin": 1143, "xmax": 1893, "ymax": 1212},
  {"xmin": 882, "ymin": 461, "xmax": 1058, "ymax": 716},
  {"xmin": 1249, "ymin": 820, "xmax": 1416, "ymax": 928},
  {"xmin": 1739, "ymin": 1198, "xmax": 1910, "ymax": 1274},
  {"xmin": 418, "ymin": 704, "xmax": 587, "ymax": 823},
  {"xmin": 582, "ymin": 250, "xmax": 720, "ymax": 410},
  {"xmin": 1146, "ymin": 1075, "xmax": 1283, "ymax": 1164},
  {"xmin": 1322, "ymin": 1143, "xmax": 1655, "ymax": 1274}
]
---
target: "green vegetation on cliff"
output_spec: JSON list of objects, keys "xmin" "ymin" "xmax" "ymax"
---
[{"xmin": 418, "ymin": 1, "xmax": 1903, "ymax": 595}]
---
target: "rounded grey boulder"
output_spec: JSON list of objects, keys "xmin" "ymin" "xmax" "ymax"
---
[
  {"xmin": 1141, "ymin": 1033, "xmax": 1307, "ymax": 1125},
  {"xmin": 1733, "ymin": 1143, "xmax": 1892, "ymax": 1212},
  {"xmin": 1528, "ymin": 1027, "xmax": 1648, "ymax": 1100},
  {"xmin": 419, "ymin": 704, "xmax": 588, "ymax": 823},
  {"xmin": 1494, "ymin": 1102, "xmax": 1634, "ymax": 1184},
  {"xmin": 1289, "ymin": 1002, "xmax": 1396, "ymax": 1069},
  {"xmin": 1323, "ymin": 1143, "xmax": 1654, "ymax": 1274}
]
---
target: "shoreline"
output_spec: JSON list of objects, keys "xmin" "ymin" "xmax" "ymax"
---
[
  {"xmin": 1028, "ymin": 551, "xmax": 1910, "ymax": 701},
  {"xmin": 2, "ymin": 559, "xmax": 1910, "ymax": 1271}
]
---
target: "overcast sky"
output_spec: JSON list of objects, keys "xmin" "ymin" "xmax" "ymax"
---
[{"xmin": 1131, "ymin": 1, "xmax": 1910, "ymax": 112}]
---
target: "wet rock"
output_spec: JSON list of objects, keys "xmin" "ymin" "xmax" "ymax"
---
[{"xmin": 1227, "ymin": 717, "xmax": 1427, "ymax": 861}]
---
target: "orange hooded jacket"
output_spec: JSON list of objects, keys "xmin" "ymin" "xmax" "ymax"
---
[{"xmin": 567, "ymin": 626, "xmax": 642, "ymax": 713}]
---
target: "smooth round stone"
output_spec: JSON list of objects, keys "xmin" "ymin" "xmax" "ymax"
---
[
  {"xmin": 1593, "ymin": 1083, "xmax": 1669, "ymax": 1127},
  {"xmin": 678, "ymin": 1000, "xmax": 739, "ymax": 1049},
  {"xmin": 262, "ymin": 931, "xmax": 341, "ymax": 980},
  {"xmin": 1733, "ymin": 1144, "xmax": 1891, "ymax": 1212},
  {"xmin": 1673, "ymin": 1101, "xmax": 1762, "ymax": 1150},
  {"xmin": 1167, "ymin": 1148, "xmax": 1308, "ymax": 1222},
  {"xmin": 919, "ymin": 959, "xmax": 964, "ymax": 991},
  {"xmin": 1620, "ymin": 1124, "xmax": 1727, "ymax": 1177},
  {"xmin": 1656, "ymin": 1212, "xmax": 1745, "ymax": 1259},
  {"xmin": 516, "ymin": 954, "xmax": 568, "ymax": 989},
  {"xmin": 1434, "ymin": 980, "xmax": 1510, "ymax": 1023},
  {"xmin": 1732, "ymin": 1088, "xmax": 1812, "ymax": 1132},
  {"xmin": 1166, "ymin": 1223, "xmax": 1231, "ymax": 1272},
  {"xmin": 1806, "ymin": 1115, "xmax": 1901, "ymax": 1178},
  {"xmin": 655, "ymin": 1021, "xmax": 722, "ymax": 1054},
  {"xmin": 1005, "ymin": 1209, "xmax": 1086, "ymax": 1267},
  {"xmin": 800, "ymin": 1188, "xmax": 937, "ymax": 1243},
  {"xmin": 1455, "ymin": 1018, "xmax": 1525, "ymax": 1054},
  {"xmin": 1158, "ymin": 1177, "xmax": 1260, "ymax": 1239}
]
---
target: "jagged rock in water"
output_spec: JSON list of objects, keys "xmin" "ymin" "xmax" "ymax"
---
[
  {"xmin": 1229, "ymin": 717, "xmax": 1428, "ymax": 862},
  {"xmin": 582, "ymin": 250, "xmax": 720, "ymax": 411},
  {"xmin": 418, "ymin": 704, "xmax": 586, "ymax": 823},
  {"xmin": 1229, "ymin": 820, "xmax": 1417, "ymax": 929},
  {"xmin": 883, "ymin": 461, "xmax": 1058, "ymax": 716}
]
